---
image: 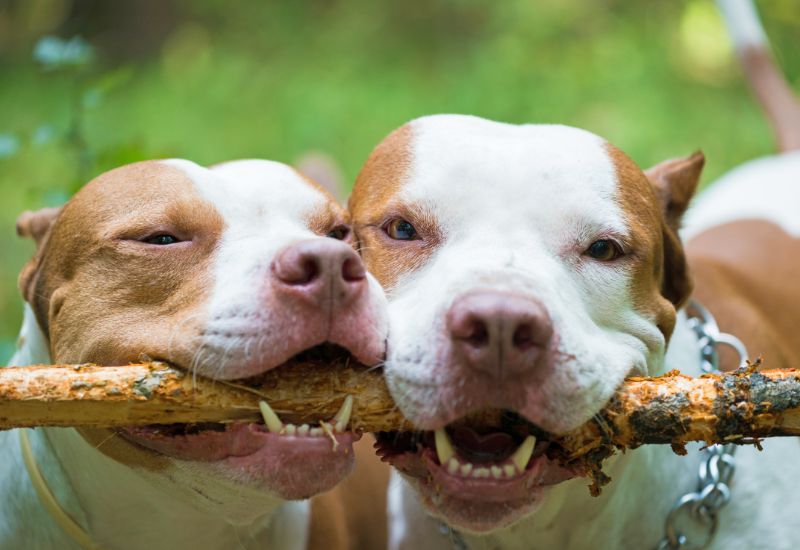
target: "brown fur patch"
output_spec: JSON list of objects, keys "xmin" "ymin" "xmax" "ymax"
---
[
  {"xmin": 28, "ymin": 161, "xmax": 224, "ymax": 369},
  {"xmin": 350, "ymin": 124, "xmax": 442, "ymax": 291},
  {"xmin": 688, "ymin": 220, "xmax": 800, "ymax": 371},
  {"xmin": 606, "ymin": 144, "xmax": 691, "ymax": 340}
]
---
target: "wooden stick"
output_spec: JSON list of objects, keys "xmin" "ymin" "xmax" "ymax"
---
[
  {"xmin": 2, "ymin": 362, "xmax": 800, "ymax": 458},
  {"xmin": 0, "ymin": 361, "xmax": 410, "ymax": 432}
]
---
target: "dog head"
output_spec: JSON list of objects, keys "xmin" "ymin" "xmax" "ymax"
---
[
  {"xmin": 16, "ymin": 158, "xmax": 388, "ymax": 511},
  {"xmin": 350, "ymin": 115, "xmax": 702, "ymax": 532}
]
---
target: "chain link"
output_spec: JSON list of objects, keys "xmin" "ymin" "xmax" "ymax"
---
[{"xmin": 656, "ymin": 301, "xmax": 748, "ymax": 550}]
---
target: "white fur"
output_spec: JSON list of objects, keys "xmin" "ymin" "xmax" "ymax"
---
[{"xmin": 384, "ymin": 115, "xmax": 800, "ymax": 548}]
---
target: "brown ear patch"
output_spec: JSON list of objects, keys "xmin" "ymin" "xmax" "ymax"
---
[
  {"xmin": 17, "ymin": 207, "xmax": 63, "ymax": 307},
  {"xmin": 16, "ymin": 206, "xmax": 62, "ymax": 246},
  {"xmin": 644, "ymin": 151, "xmax": 705, "ymax": 228},
  {"xmin": 606, "ymin": 145, "xmax": 698, "ymax": 338}
]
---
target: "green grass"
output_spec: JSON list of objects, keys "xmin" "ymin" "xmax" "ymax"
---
[{"xmin": 0, "ymin": 0, "xmax": 798, "ymax": 359}]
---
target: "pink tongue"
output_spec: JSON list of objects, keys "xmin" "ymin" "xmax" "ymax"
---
[{"xmin": 450, "ymin": 427, "xmax": 515, "ymax": 462}]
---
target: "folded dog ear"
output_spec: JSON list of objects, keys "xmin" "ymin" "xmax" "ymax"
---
[
  {"xmin": 644, "ymin": 152, "xmax": 704, "ymax": 308},
  {"xmin": 16, "ymin": 206, "xmax": 62, "ymax": 247},
  {"xmin": 17, "ymin": 206, "xmax": 62, "ymax": 304},
  {"xmin": 644, "ymin": 151, "xmax": 704, "ymax": 229}
]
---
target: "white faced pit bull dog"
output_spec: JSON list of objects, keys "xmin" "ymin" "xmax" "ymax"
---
[
  {"xmin": 2, "ymin": 159, "xmax": 390, "ymax": 550},
  {"xmin": 351, "ymin": 115, "xmax": 800, "ymax": 549}
]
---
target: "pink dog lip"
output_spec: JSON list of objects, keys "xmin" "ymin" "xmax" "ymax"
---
[
  {"xmin": 375, "ymin": 414, "xmax": 582, "ymax": 531},
  {"xmin": 119, "ymin": 422, "xmax": 361, "ymax": 500}
]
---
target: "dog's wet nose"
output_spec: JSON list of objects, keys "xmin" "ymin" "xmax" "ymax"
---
[
  {"xmin": 271, "ymin": 239, "xmax": 366, "ymax": 305},
  {"xmin": 447, "ymin": 291, "xmax": 553, "ymax": 378}
]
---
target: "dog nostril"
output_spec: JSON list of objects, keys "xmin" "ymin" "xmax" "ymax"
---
[
  {"xmin": 299, "ymin": 258, "xmax": 320, "ymax": 284},
  {"xmin": 341, "ymin": 257, "xmax": 366, "ymax": 282},
  {"xmin": 512, "ymin": 323, "xmax": 535, "ymax": 351},
  {"xmin": 463, "ymin": 319, "xmax": 490, "ymax": 348}
]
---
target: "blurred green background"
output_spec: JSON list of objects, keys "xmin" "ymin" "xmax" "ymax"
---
[{"xmin": 0, "ymin": 0, "xmax": 798, "ymax": 362}]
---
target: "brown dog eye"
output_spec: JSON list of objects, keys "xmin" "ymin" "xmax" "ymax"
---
[
  {"xmin": 586, "ymin": 239, "xmax": 621, "ymax": 261},
  {"xmin": 143, "ymin": 234, "xmax": 181, "ymax": 245},
  {"xmin": 385, "ymin": 219, "xmax": 418, "ymax": 241},
  {"xmin": 326, "ymin": 225, "xmax": 350, "ymax": 240}
]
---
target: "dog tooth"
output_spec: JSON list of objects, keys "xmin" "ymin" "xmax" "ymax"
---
[
  {"xmin": 309, "ymin": 427, "xmax": 324, "ymax": 437},
  {"xmin": 490, "ymin": 466, "xmax": 503, "ymax": 479},
  {"xmin": 434, "ymin": 429, "xmax": 455, "ymax": 465},
  {"xmin": 503, "ymin": 464, "xmax": 517, "ymax": 478},
  {"xmin": 258, "ymin": 400, "xmax": 283, "ymax": 434},
  {"xmin": 460, "ymin": 463, "xmax": 473, "ymax": 477},
  {"xmin": 473, "ymin": 467, "xmax": 490, "ymax": 479},
  {"xmin": 333, "ymin": 395, "xmax": 353, "ymax": 432},
  {"xmin": 283, "ymin": 424, "xmax": 297, "ymax": 436},
  {"xmin": 511, "ymin": 435, "xmax": 537, "ymax": 473},
  {"xmin": 298, "ymin": 424, "xmax": 310, "ymax": 436},
  {"xmin": 447, "ymin": 458, "xmax": 460, "ymax": 474}
]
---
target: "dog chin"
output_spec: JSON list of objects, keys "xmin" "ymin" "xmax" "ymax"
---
[
  {"xmin": 119, "ymin": 423, "xmax": 360, "ymax": 500},
  {"xmin": 414, "ymin": 475, "xmax": 551, "ymax": 533}
]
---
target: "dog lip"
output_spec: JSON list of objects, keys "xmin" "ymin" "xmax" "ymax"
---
[{"xmin": 118, "ymin": 422, "xmax": 361, "ymax": 461}]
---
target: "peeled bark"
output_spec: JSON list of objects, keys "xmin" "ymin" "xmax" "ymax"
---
[{"xmin": 2, "ymin": 362, "xmax": 799, "ymax": 458}]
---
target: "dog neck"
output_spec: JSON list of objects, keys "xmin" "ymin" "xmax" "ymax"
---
[
  {"xmin": 393, "ymin": 310, "xmax": 705, "ymax": 550},
  {"xmin": 6, "ymin": 304, "xmax": 310, "ymax": 550}
]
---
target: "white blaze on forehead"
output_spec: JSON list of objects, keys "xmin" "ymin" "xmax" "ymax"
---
[
  {"xmin": 164, "ymin": 158, "xmax": 328, "ymax": 232},
  {"xmin": 403, "ymin": 115, "xmax": 627, "ymax": 243}
]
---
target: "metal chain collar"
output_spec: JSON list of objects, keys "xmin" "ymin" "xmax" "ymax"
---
[{"xmin": 656, "ymin": 301, "xmax": 749, "ymax": 550}]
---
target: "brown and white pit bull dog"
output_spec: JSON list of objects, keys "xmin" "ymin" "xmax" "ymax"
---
[
  {"xmin": 349, "ymin": 4, "xmax": 800, "ymax": 547},
  {"xmin": 2, "ymin": 159, "xmax": 390, "ymax": 549}
]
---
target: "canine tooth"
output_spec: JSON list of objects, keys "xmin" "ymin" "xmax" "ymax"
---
[
  {"xmin": 511, "ymin": 435, "xmax": 537, "ymax": 473},
  {"xmin": 333, "ymin": 395, "xmax": 353, "ymax": 432},
  {"xmin": 460, "ymin": 463, "xmax": 473, "ymax": 476},
  {"xmin": 473, "ymin": 467, "xmax": 490, "ymax": 479},
  {"xmin": 258, "ymin": 400, "xmax": 283, "ymax": 434},
  {"xmin": 309, "ymin": 427, "xmax": 324, "ymax": 437},
  {"xmin": 503, "ymin": 464, "xmax": 517, "ymax": 478},
  {"xmin": 447, "ymin": 458, "xmax": 460, "ymax": 474},
  {"xmin": 434, "ymin": 429, "xmax": 455, "ymax": 464},
  {"xmin": 283, "ymin": 424, "xmax": 297, "ymax": 436},
  {"xmin": 491, "ymin": 466, "xmax": 503, "ymax": 479},
  {"xmin": 298, "ymin": 424, "xmax": 310, "ymax": 436}
]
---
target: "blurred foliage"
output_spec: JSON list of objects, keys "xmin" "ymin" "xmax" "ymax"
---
[{"xmin": 0, "ymin": 0, "xmax": 798, "ymax": 360}]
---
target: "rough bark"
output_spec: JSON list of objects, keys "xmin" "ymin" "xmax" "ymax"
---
[{"xmin": 2, "ymin": 362, "xmax": 799, "ymax": 458}]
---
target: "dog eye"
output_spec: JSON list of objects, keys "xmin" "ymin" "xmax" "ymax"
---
[
  {"xmin": 143, "ymin": 234, "xmax": 181, "ymax": 245},
  {"xmin": 326, "ymin": 225, "xmax": 350, "ymax": 240},
  {"xmin": 385, "ymin": 219, "xmax": 418, "ymax": 241},
  {"xmin": 586, "ymin": 239, "xmax": 622, "ymax": 261}
]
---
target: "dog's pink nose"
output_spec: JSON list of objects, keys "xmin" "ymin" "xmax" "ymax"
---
[
  {"xmin": 271, "ymin": 239, "xmax": 366, "ymax": 305},
  {"xmin": 447, "ymin": 291, "xmax": 553, "ymax": 378}
]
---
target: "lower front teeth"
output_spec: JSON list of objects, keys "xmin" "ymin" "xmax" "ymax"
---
[{"xmin": 435, "ymin": 431, "xmax": 539, "ymax": 479}]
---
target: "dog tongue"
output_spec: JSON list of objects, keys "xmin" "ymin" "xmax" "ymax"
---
[{"xmin": 450, "ymin": 426, "xmax": 516, "ymax": 463}]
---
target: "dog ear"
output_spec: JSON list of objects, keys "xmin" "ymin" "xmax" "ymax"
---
[
  {"xmin": 17, "ymin": 206, "xmax": 62, "ymax": 303},
  {"xmin": 644, "ymin": 152, "xmax": 704, "ymax": 308},
  {"xmin": 16, "ymin": 207, "xmax": 62, "ymax": 247},
  {"xmin": 644, "ymin": 151, "xmax": 704, "ymax": 229}
]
